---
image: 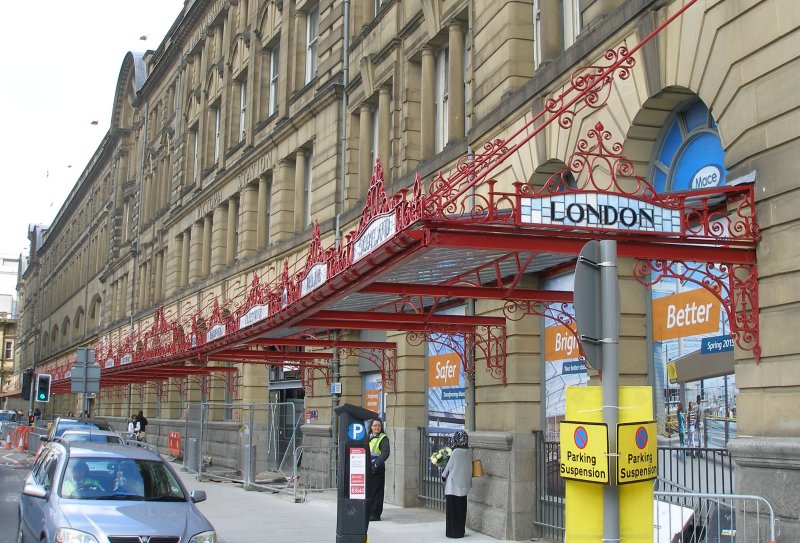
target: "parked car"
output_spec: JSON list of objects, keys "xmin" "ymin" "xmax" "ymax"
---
[
  {"xmin": 19, "ymin": 440, "xmax": 216, "ymax": 543},
  {"xmin": 42, "ymin": 417, "xmax": 114, "ymax": 442},
  {"xmin": 59, "ymin": 429, "xmax": 125, "ymax": 445},
  {"xmin": 0, "ymin": 409, "xmax": 17, "ymax": 422}
]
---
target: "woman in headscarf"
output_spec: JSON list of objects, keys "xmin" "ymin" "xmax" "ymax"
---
[{"xmin": 441, "ymin": 430, "xmax": 473, "ymax": 538}]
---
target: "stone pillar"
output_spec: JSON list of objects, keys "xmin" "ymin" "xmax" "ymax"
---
[
  {"xmin": 239, "ymin": 183, "xmax": 259, "ymax": 259},
  {"xmin": 226, "ymin": 198, "xmax": 238, "ymax": 265},
  {"xmin": 294, "ymin": 149, "xmax": 307, "ymax": 231},
  {"xmin": 120, "ymin": 274, "xmax": 128, "ymax": 319},
  {"xmin": 257, "ymin": 175, "xmax": 270, "ymax": 250},
  {"xmin": 180, "ymin": 229, "xmax": 191, "ymax": 288},
  {"xmin": 359, "ymin": 103, "xmax": 373, "ymax": 195},
  {"xmin": 167, "ymin": 234, "xmax": 182, "ymax": 296},
  {"xmin": 239, "ymin": 363, "xmax": 269, "ymax": 405},
  {"xmin": 153, "ymin": 251, "xmax": 164, "ymax": 303},
  {"xmin": 211, "ymin": 204, "xmax": 228, "ymax": 274},
  {"xmin": 188, "ymin": 221, "xmax": 204, "ymax": 284},
  {"xmin": 378, "ymin": 86, "xmax": 391, "ymax": 179},
  {"xmin": 420, "ymin": 46, "xmax": 435, "ymax": 158},
  {"xmin": 448, "ymin": 21, "xmax": 465, "ymax": 142},
  {"xmin": 270, "ymin": 160, "xmax": 295, "ymax": 243},
  {"xmin": 201, "ymin": 214, "xmax": 212, "ymax": 277}
]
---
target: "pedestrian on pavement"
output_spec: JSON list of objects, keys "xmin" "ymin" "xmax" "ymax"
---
[
  {"xmin": 441, "ymin": 430, "xmax": 473, "ymax": 538},
  {"xmin": 136, "ymin": 410, "xmax": 148, "ymax": 442},
  {"xmin": 695, "ymin": 394, "xmax": 705, "ymax": 455},
  {"xmin": 368, "ymin": 419, "xmax": 390, "ymax": 521},
  {"xmin": 127, "ymin": 415, "xmax": 139, "ymax": 440},
  {"xmin": 677, "ymin": 402, "xmax": 686, "ymax": 460},
  {"xmin": 687, "ymin": 401, "xmax": 696, "ymax": 457}
]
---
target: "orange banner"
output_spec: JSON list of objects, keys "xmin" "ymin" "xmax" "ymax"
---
[
  {"xmin": 545, "ymin": 323, "xmax": 580, "ymax": 362},
  {"xmin": 428, "ymin": 352, "xmax": 461, "ymax": 387},
  {"xmin": 365, "ymin": 389, "xmax": 380, "ymax": 412},
  {"xmin": 652, "ymin": 288, "xmax": 721, "ymax": 341}
]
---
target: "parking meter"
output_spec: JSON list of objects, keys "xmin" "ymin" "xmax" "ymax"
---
[{"xmin": 333, "ymin": 403, "xmax": 379, "ymax": 543}]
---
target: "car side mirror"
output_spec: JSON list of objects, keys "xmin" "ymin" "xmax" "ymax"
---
[
  {"xmin": 190, "ymin": 490, "xmax": 207, "ymax": 503},
  {"xmin": 22, "ymin": 483, "xmax": 47, "ymax": 500}
]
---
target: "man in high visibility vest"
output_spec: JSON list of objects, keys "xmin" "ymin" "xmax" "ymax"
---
[{"xmin": 368, "ymin": 419, "xmax": 390, "ymax": 521}]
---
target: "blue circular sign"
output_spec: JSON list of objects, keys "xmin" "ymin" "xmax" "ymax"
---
[
  {"xmin": 574, "ymin": 426, "xmax": 588, "ymax": 449},
  {"xmin": 348, "ymin": 422, "xmax": 366, "ymax": 441},
  {"xmin": 635, "ymin": 426, "xmax": 648, "ymax": 450}
]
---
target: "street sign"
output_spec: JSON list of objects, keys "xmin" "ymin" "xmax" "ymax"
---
[
  {"xmin": 347, "ymin": 422, "xmax": 366, "ymax": 441},
  {"xmin": 559, "ymin": 421, "xmax": 609, "ymax": 484},
  {"xmin": 71, "ymin": 363, "xmax": 101, "ymax": 393},
  {"xmin": 574, "ymin": 241, "xmax": 603, "ymax": 370},
  {"xmin": 617, "ymin": 422, "xmax": 658, "ymax": 484},
  {"xmin": 76, "ymin": 347, "xmax": 96, "ymax": 366}
]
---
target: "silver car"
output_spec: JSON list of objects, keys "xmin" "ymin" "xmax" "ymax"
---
[
  {"xmin": 59, "ymin": 430, "xmax": 125, "ymax": 445},
  {"xmin": 18, "ymin": 440, "xmax": 216, "ymax": 543}
]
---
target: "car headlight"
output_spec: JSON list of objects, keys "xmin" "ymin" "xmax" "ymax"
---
[
  {"xmin": 189, "ymin": 530, "xmax": 217, "ymax": 543},
  {"xmin": 55, "ymin": 528, "xmax": 99, "ymax": 543}
]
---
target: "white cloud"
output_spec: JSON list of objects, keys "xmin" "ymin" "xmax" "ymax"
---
[{"xmin": 0, "ymin": 0, "xmax": 184, "ymax": 257}]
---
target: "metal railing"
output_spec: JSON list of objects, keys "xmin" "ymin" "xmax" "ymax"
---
[
  {"xmin": 654, "ymin": 491, "xmax": 777, "ymax": 543},
  {"xmin": 289, "ymin": 444, "xmax": 337, "ymax": 502},
  {"xmin": 533, "ymin": 432, "xmax": 565, "ymax": 540},
  {"xmin": 417, "ymin": 428, "xmax": 451, "ymax": 511}
]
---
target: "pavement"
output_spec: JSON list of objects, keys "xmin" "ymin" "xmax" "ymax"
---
[{"xmin": 174, "ymin": 466, "xmax": 502, "ymax": 543}]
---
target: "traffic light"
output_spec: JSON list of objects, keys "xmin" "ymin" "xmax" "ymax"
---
[
  {"xmin": 35, "ymin": 373, "xmax": 52, "ymax": 402},
  {"xmin": 21, "ymin": 369, "xmax": 33, "ymax": 401}
]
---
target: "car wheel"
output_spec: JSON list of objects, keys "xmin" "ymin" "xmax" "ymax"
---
[{"xmin": 16, "ymin": 509, "xmax": 23, "ymax": 543}]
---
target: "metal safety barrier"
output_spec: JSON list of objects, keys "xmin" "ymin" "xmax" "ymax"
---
[
  {"xmin": 417, "ymin": 428, "xmax": 451, "ymax": 511},
  {"xmin": 289, "ymin": 444, "xmax": 338, "ymax": 502},
  {"xmin": 654, "ymin": 491, "xmax": 778, "ymax": 543}
]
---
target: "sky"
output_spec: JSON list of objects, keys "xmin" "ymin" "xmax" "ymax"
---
[{"xmin": 0, "ymin": 0, "xmax": 185, "ymax": 259}]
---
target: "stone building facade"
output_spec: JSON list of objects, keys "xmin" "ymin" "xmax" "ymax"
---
[{"xmin": 14, "ymin": 0, "xmax": 800, "ymax": 539}]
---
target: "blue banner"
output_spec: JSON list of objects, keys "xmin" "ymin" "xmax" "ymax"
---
[
  {"xmin": 701, "ymin": 335, "xmax": 734, "ymax": 354},
  {"xmin": 441, "ymin": 387, "xmax": 466, "ymax": 401},
  {"xmin": 561, "ymin": 361, "xmax": 588, "ymax": 375}
]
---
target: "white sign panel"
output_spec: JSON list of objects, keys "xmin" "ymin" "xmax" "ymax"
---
[
  {"xmin": 349, "ymin": 447, "xmax": 367, "ymax": 499},
  {"xmin": 105, "ymin": 359, "xmax": 115, "ymax": 369},
  {"xmin": 520, "ymin": 193, "xmax": 681, "ymax": 234},
  {"xmin": 301, "ymin": 263, "xmax": 328, "ymax": 297},
  {"xmin": 353, "ymin": 213, "xmax": 396, "ymax": 262},
  {"xmin": 206, "ymin": 323, "xmax": 226, "ymax": 343},
  {"xmin": 239, "ymin": 305, "xmax": 269, "ymax": 329},
  {"xmin": 120, "ymin": 353, "xmax": 132, "ymax": 365}
]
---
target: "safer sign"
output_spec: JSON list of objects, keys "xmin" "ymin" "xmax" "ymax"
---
[
  {"xmin": 349, "ymin": 447, "xmax": 367, "ymax": 499},
  {"xmin": 617, "ymin": 422, "xmax": 658, "ymax": 484},
  {"xmin": 559, "ymin": 421, "xmax": 609, "ymax": 484}
]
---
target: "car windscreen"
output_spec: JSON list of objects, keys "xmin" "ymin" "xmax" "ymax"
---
[
  {"xmin": 60, "ymin": 457, "xmax": 187, "ymax": 502},
  {"xmin": 63, "ymin": 434, "xmax": 123, "ymax": 444},
  {"xmin": 0, "ymin": 412, "xmax": 15, "ymax": 421}
]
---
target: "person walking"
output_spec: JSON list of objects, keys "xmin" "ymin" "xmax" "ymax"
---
[
  {"xmin": 368, "ymin": 419, "xmax": 390, "ymax": 521},
  {"xmin": 677, "ymin": 402, "xmax": 686, "ymax": 460},
  {"xmin": 135, "ymin": 410, "xmax": 148, "ymax": 442},
  {"xmin": 441, "ymin": 430, "xmax": 473, "ymax": 538},
  {"xmin": 695, "ymin": 394, "xmax": 705, "ymax": 456}
]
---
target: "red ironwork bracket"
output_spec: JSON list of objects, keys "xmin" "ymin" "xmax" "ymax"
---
[
  {"xmin": 632, "ymin": 259, "xmax": 761, "ymax": 363},
  {"xmin": 503, "ymin": 300, "xmax": 589, "ymax": 366},
  {"xmin": 300, "ymin": 364, "xmax": 332, "ymax": 396},
  {"xmin": 407, "ymin": 324, "xmax": 507, "ymax": 384},
  {"xmin": 338, "ymin": 346, "xmax": 397, "ymax": 392}
]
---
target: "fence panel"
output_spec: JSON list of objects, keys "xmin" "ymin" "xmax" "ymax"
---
[
  {"xmin": 533, "ymin": 432, "xmax": 565, "ymax": 541},
  {"xmin": 417, "ymin": 428, "xmax": 450, "ymax": 511}
]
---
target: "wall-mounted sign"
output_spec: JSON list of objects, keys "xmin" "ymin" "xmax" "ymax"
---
[
  {"xmin": 521, "ymin": 192, "xmax": 681, "ymax": 234},
  {"xmin": 690, "ymin": 165, "xmax": 723, "ymax": 190},
  {"xmin": 353, "ymin": 213, "xmax": 396, "ymax": 262},
  {"xmin": 301, "ymin": 262, "xmax": 328, "ymax": 296},
  {"xmin": 206, "ymin": 323, "xmax": 226, "ymax": 343},
  {"xmin": 104, "ymin": 359, "xmax": 115, "ymax": 369},
  {"xmin": 120, "ymin": 353, "xmax": 132, "ymax": 365},
  {"xmin": 239, "ymin": 304, "xmax": 269, "ymax": 329},
  {"xmin": 652, "ymin": 288, "xmax": 721, "ymax": 341}
]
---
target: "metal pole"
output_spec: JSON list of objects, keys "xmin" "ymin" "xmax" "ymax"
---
[{"xmin": 600, "ymin": 240, "xmax": 619, "ymax": 543}]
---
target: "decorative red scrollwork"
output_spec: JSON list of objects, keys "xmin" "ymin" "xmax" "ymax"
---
[
  {"xmin": 503, "ymin": 300, "xmax": 588, "ymax": 365},
  {"xmin": 632, "ymin": 259, "xmax": 760, "ymax": 363},
  {"xmin": 407, "ymin": 325, "xmax": 506, "ymax": 384},
  {"xmin": 338, "ymin": 347, "xmax": 397, "ymax": 392}
]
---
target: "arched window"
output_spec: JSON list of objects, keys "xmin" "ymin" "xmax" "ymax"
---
[{"xmin": 650, "ymin": 100, "xmax": 727, "ymax": 193}]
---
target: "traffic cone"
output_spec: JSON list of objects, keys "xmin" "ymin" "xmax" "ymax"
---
[
  {"xmin": 16, "ymin": 432, "xmax": 26, "ymax": 453},
  {"xmin": 3, "ymin": 433, "xmax": 10, "ymax": 449}
]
